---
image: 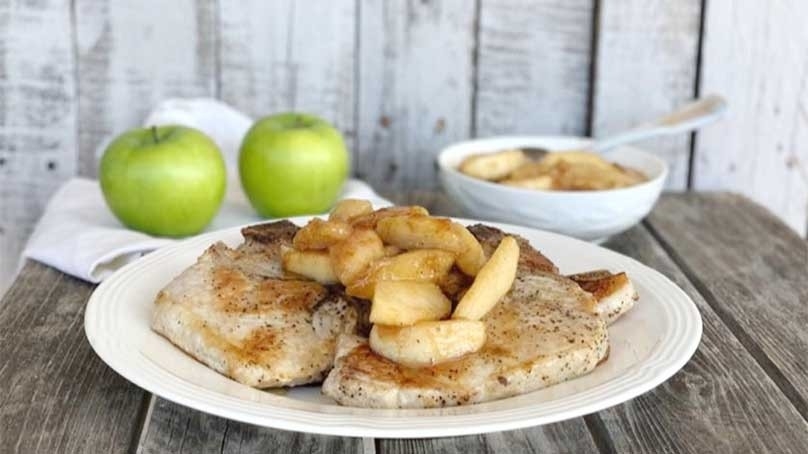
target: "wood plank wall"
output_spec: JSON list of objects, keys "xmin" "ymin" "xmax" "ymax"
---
[{"xmin": 1, "ymin": 0, "xmax": 807, "ymax": 294}]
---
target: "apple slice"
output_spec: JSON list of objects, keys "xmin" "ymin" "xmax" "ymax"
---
[
  {"xmin": 329, "ymin": 199, "xmax": 373, "ymax": 222},
  {"xmin": 369, "ymin": 320, "xmax": 487, "ymax": 367},
  {"xmin": 281, "ymin": 249, "xmax": 338, "ymax": 284},
  {"xmin": 329, "ymin": 228, "xmax": 385, "ymax": 285},
  {"xmin": 370, "ymin": 281, "xmax": 452, "ymax": 326},
  {"xmin": 453, "ymin": 236, "xmax": 519, "ymax": 320},
  {"xmin": 346, "ymin": 249, "xmax": 455, "ymax": 299},
  {"xmin": 293, "ymin": 218, "xmax": 352, "ymax": 250},
  {"xmin": 375, "ymin": 216, "xmax": 486, "ymax": 276}
]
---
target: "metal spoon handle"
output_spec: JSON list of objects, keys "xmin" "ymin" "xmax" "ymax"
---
[{"xmin": 592, "ymin": 94, "xmax": 728, "ymax": 153}]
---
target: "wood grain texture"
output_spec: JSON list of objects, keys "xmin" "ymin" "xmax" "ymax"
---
[
  {"xmin": 377, "ymin": 422, "xmax": 598, "ymax": 454},
  {"xmin": 693, "ymin": 0, "xmax": 808, "ymax": 235},
  {"xmin": 217, "ymin": 0, "xmax": 356, "ymax": 148},
  {"xmin": 647, "ymin": 193, "xmax": 808, "ymax": 418},
  {"xmin": 355, "ymin": 0, "xmax": 475, "ymax": 190},
  {"xmin": 0, "ymin": 261, "xmax": 148, "ymax": 453},
  {"xmin": 138, "ymin": 398, "xmax": 364, "ymax": 454},
  {"xmin": 474, "ymin": 0, "xmax": 593, "ymax": 136},
  {"xmin": 75, "ymin": 0, "xmax": 218, "ymax": 176},
  {"xmin": 591, "ymin": 0, "xmax": 701, "ymax": 189},
  {"xmin": 0, "ymin": 0, "xmax": 77, "ymax": 297},
  {"xmin": 597, "ymin": 223, "xmax": 808, "ymax": 453}
]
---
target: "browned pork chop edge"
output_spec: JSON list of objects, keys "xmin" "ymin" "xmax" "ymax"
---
[{"xmin": 467, "ymin": 224, "xmax": 558, "ymax": 274}]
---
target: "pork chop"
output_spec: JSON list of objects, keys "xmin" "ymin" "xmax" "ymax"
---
[
  {"xmin": 568, "ymin": 270, "xmax": 639, "ymax": 325},
  {"xmin": 152, "ymin": 221, "xmax": 367, "ymax": 388},
  {"xmin": 321, "ymin": 226, "xmax": 610, "ymax": 408}
]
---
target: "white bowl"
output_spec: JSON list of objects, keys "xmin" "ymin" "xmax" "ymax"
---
[{"xmin": 438, "ymin": 136, "xmax": 668, "ymax": 242}]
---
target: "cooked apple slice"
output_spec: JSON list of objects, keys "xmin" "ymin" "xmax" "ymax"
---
[
  {"xmin": 292, "ymin": 218, "xmax": 352, "ymax": 250},
  {"xmin": 329, "ymin": 199, "xmax": 373, "ymax": 222},
  {"xmin": 452, "ymin": 236, "xmax": 519, "ymax": 320},
  {"xmin": 370, "ymin": 281, "xmax": 452, "ymax": 326},
  {"xmin": 329, "ymin": 228, "xmax": 385, "ymax": 285},
  {"xmin": 458, "ymin": 149, "xmax": 527, "ymax": 181},
  {"xmin": 376, "ymin": 216, "xmax": 485, "ymax": 276},
  {"xmin": 281, "ymin": 249, "xmax": 338, "ymax": 284},
  {"xmin": 350, "ymin": 206, "xmax": 429, "ymax": 229},
  {"xmin": 369, "ymin": 320, "xmax": 486, "ymax": 367},
  {"xmin": 376, "ymin": 215, "xmax": 459, "ymax": 250},
  {"xmin": 346, "ymin": 249, "xmax": 455, "ymax": 299},
  {"xmin": 451, "ymin": 223, "xmax": 486, "ymax": 276}
]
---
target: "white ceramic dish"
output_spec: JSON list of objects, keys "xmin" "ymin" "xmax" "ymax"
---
[
  {"xmin": 438, "ymin": 136, "xmax": 668, "ymax": 242},
  {"xmin": 85, "ymin": 217, "xmax": 701, "ymax": 439}
]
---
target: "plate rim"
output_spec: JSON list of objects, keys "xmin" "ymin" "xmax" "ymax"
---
[{"xmin": 84, "ymin": 216, "xmax": 703, "ymax": 438}]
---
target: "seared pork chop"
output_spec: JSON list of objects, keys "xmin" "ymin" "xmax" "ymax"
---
[
  {"xmin": 321, "ymin": 227, "xmax": 609, "ymax": 408},
  {"xmin": 152, "ymin": 221, "xmax": 367, "ymax": 388},
  {"xmin": 568, "ymin": 270, "xmax": 638, "ymax": 325}
]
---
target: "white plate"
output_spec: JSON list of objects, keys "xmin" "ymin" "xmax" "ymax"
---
[{"xmin": 85, "ymin": 217, "xmax": 702, "ymax": 439}]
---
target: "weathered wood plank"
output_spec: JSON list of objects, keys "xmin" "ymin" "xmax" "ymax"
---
[
  {"xmin": 593, "ymin": 222, "xmax": 808, "ymax": 453},
  {"xmin": 474, "ymin": 0, "xmax": 593, "ymax": 136},
  {"xmin": 75, "ymin": 0, "xmax": 218, "ymax": 176},
  {"xmin": 0, "ymin": 0, "xmax": 77, "ymax": 296},
  {"xmin": 646, "ymin": 193, "xmax": 808, "ymax": 418},
  {"xmin": 138, "ymin": 398, "xmax": 364, "ymax": 454},
  {"xmin": 355, "ymin": 0, "xmax": 476, "ymax": 190},
  {"xmin": 0, "ymin": 261, "xmax": 148, "ymax": 452},
  {"xmin": 217, "ymin": 0, "xmax": 356, "ymax": 148},
  {"xmin": 591, "ymin": 0, "xmax": 701, "ymax": 189},
  {"xmin": 693, "ymin": 0, "xmax": 808, "ymax": 235},
  {"xmin": 378, "ymin": 422, "xmax": 598, "ymax": 454}
]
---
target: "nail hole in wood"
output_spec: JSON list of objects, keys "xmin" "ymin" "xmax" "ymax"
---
[
  {"xmin": 47, "ymin": 161, "xmax": 57, "ymax": 171},
  {"xmin": 379, "ymin": 116, "xmax": 392, "ymax": 128},
  {"xmin": 434, "ymin": 118, "xmax": 446, "ymax": 133},
  {"xmin": 786, "ymin": 155, "xmax": 798, "ymax": 169}
]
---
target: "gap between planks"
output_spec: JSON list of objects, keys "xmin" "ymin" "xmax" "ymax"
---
[
  {"xmin": 686, "ymin": 0, "xmax": 709, "ymax": 189},
  {"xmin": 643, "ymin": 219, "xmax": 808, "ymax": 423},
  {"xmin": 583, "ymin": 414, "xmax": 616, "ymax": 454},
  {"xmin": 132, "ymin": 394, "xmax": 156, "ymax": 454},
  {"xmin": 584, "ymin": 0, "xmax": 601, "ymax": 138}
]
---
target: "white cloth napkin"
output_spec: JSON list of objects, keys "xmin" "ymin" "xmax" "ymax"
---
[{"xmin": 22, "ymin": 98, "xmax": 390, "ymax": 283}]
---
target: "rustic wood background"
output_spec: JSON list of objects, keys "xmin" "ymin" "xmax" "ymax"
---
[{"xmin": 1, "ymin": 0, "xmax": 807, "ymax": 295}]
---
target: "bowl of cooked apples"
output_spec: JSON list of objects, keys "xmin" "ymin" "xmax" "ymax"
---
[{"xmin": 438, "ymin": 136, "xmax": 668, "ymax": 242}]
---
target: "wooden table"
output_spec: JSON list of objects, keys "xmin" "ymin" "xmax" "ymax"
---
[{"xmin": 2, "ymin": 192, "xmax": 807, "ymax": 453}]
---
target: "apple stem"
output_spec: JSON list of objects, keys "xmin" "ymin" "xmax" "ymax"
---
[{"xmin": 151, "ymin": 126, "xmax": 159, "ymax": 144}]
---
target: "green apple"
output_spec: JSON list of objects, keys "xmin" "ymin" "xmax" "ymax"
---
[
  {"xmin": 239, "ymin": 113, "xmax": 349, "ymax": 217},
  {"xmin": 99, "ymin": 125, "xmax": 226, "ymax": 237}
]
